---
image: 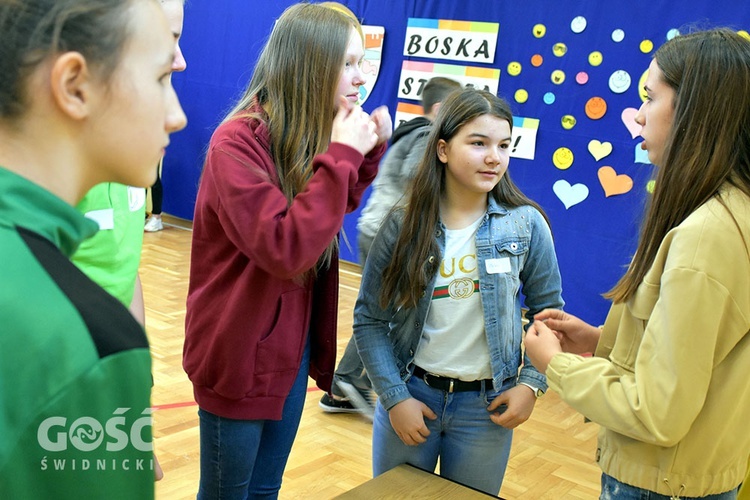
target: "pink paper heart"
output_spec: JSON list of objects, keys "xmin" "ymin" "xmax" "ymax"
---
[{"xmin": 621, "ymin": 108, "xmax": 642, "ymax": 139}]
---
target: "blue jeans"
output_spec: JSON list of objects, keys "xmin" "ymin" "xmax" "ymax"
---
[
  {"xmin": 372, "ymin": 374, "xmax": 514, "ymax": 496},
  {"xmin": 600, "ymin": 473, "xmax": 739, "ymax": 500},
  {"xmin": 197, "ymin": 340, "xmax": 310, "ymax": 499}
]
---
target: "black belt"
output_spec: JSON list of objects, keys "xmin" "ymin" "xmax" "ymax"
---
[{"xmin": 412, "ymin": 366, "xmax": 493, "ymax": 393}]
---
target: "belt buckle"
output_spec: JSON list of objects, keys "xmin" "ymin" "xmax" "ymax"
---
[{"xmin": 423, "ymin": 371, "xmax": 455, "ymax": 393}]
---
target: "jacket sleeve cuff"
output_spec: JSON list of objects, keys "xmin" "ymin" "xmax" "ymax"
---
[
  {"xmin": 379, "ymin": 383, "xmax": 411, "ymax": 411},
  {"xmin": 518, "ymin": 367, "xmax": 548, "ymax": 393},
  {"xmin": 545, "ymin": 352, "xmax": 578, "ymax": 394}
]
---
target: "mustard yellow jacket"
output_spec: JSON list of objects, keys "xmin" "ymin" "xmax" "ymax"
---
[{"xmin": 547, "ymin": 185, "xmax": 750, "ymax": 497}]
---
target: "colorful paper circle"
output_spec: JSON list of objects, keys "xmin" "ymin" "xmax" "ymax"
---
[
  {"xmin": 576, "ymin": 72, "xmax": 589, "ymax": 84},
  {"xmin": 570, "ymin": 16, "xmax": 587, "ymax": 34},
  {"xmin": 611, "ymin": 29, "xmax": 625, "ymax": 42},
  {"xmin": 551, "ymin": 70, "xmax": 565, "ymax": 85},
  {"xmin": 533, "ymin": 24, "xmax": 546, "ymax": 38},
  {"xmin": 608, "ymin": 70, "xmax": 631, "ymax": 94},
  {"xmin": 514, "ymin": 89, "xmax": 529, "ymax": 104},
  {"xmin": 588, "ymin": 51, "xmax": 603, "ymax": 67},
  {"xmin": 552, "ymin": 43, "xmax": 568, "ymax": 57},
  {"xmin": 553, "ymin": 147, "xmax": 574, "ymax": 170},
  {"xmin": 507, "ymin": 61, "xmax": 522, "ymax": 76},
  {"xmin": 561, "ymin": 115, "xmax": 577, "ymax": 130},
  {"xmin": 585, "ymin": 97, "xmax": 607, "ymax": 120},
  {"xmin": 531, "ymin": 54, "xmax": 543, "ymax": 67},
  {"xmin": 639, "ymin": 39, "xmax": 654, "ymax": 54},
  {"xmin": 543, "ymin": 92, "xmax": 556, "ymax": 105}
]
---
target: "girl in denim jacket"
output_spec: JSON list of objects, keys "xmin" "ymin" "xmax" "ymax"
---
[{"xmin": 353, "ymin": 88, "xmax": 564, "ymax": 495}]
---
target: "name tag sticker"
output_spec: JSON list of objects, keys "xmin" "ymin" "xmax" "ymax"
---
[{"xmin": 485, "ymin": 257, "xmax": 510, "ymax": 274}]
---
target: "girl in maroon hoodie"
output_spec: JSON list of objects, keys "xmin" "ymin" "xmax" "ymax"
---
[{"xmin": 183, "ymin": 2, "xmax": 391, "ymax": 497}]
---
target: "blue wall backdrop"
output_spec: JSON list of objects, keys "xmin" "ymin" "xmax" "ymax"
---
[{"xmin": 165, "ymin": 1, "xmax": 750, "ymax": 325}]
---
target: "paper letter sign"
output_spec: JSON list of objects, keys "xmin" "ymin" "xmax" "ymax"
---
[{"xmin": 403, "ymin": 18, "xmax": 499, "ymax": 64}]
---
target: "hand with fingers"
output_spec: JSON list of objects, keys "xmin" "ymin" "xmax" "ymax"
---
[
  {"xmin": 331, "ymin": 96, "xmax": 379, "ymax": 155},
  {"xmin": 388, "ymin": 397, "xmax": 437, "ymax": 446},
  {"xmin": 487, "ymin": 384, "xmax": 536, "ymax": 429},
  {"xmin": 369, "ymin": 105, "xmax": 393, "ymax": 146},
  {"xmin": 533, "ymin": 309, "xmax": 601, "ymax": 355}
]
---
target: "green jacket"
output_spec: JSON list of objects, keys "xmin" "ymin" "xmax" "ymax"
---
[
  {"xmin": 0, "ymin": 167, "xmax": 154, "ymax": 499},
  {"xmin": 547, "ymin": 185, "xmax": 750, "ymax": 497}
]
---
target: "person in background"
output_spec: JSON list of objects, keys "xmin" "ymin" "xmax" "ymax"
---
[
  {"xmin": 320, "ymin": 77, "xmax": 462, "ymax": 419},
  {"xmin": 145, "ymin": 165, "xmax": 165, "ymax": 231},
  {"xmin": 182, "ymin": 2, "xmax": 391, "ymax": 497},
  {"xmin": 72, "ymin": 0, "xmax": 186, "ymax": 324},
  {"xmin": 0, "ymin": 0, "xmax": 186, "ymax": 497},
  {"xmin": 353, "ymin": 88, "xmax": 563, "ymax": 496},
  {"xmin": 525, "ymin": 28, "xmax": 750, "ymax": 499}
]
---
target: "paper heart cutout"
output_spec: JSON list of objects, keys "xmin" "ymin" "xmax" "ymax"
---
[
  {"xmin": 553, "ymin": 180, "xmax": 589, "ymax": 209},
  {"xmin": 634, "ymin": 143, "xmax": 651, "ymax": 164},
  {"xmin": 621, "ymin": 108, "xmax": 642, "ymax": 138},
  {"xmin": 588, "ymin": 140, "xmax": 613, "ymax": 161},
  {"xmin": 598, "ymin": 166, "xmax": 633, "ymax": 197}
]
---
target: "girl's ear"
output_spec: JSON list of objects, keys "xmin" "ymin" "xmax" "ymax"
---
[
  {"xmin": 436, "ymin": 138, "xmax": 448, "ymax": 163},
  {"xmin": 49, "ymin": 52, "xmax": 93, "ymax": 120}
]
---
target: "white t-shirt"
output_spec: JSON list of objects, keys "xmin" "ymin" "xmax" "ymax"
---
[{"xmin": 413, "ymin": 215, "xmax": 493, "ymax": 380}]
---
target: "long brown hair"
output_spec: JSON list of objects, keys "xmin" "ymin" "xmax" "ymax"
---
[
  {"xmin": 223, "ymin": 2, "xmax": 362, "ymax": 269},
  {"xmin": 380, "ymin": 88, "xmax": 550, "ymax": 309},
  {"xmin": 607, "ymin": 28, "xmax": 750, "ymax": 303}
]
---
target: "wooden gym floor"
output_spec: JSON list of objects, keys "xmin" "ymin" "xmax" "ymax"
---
[{"xmin": 141, "ymin": 217, "xmax": 601, "ymax": 499}]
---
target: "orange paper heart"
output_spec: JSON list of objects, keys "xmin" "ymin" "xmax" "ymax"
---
[{"xmin": 598, "ymin": 166, "xmax": 633, "ymax": 197}]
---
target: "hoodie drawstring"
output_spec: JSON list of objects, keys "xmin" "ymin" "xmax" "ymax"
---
[{"xmin": 663, "ymin": 478, "xmax": 686, "ymax": 500}]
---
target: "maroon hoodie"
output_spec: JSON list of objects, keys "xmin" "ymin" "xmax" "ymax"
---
[{"xmin": 184, "ymin": 106, "xmax": 385, "ymax": 420}]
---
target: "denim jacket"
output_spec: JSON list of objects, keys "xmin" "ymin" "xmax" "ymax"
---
[{"xmin": 353, "ymin": 196, "xmax": 564, "ymax": 411}]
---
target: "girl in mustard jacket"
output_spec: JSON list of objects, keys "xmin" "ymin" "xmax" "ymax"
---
[{"xmin": 525, "ymin": 29, "xmax": 750, "ymax": 499}]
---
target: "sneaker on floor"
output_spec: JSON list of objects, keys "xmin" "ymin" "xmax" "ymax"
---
[
  {"xmin": 319, "ymin": 392, "xmax": 359, "ymax": 414},
  {"xmin": 336, "ymin": 380, "xmax": 375, "ymax": 422},
  {"xmin": 144, "ymin": 215, "xmax": 163, "ymax": 232}
]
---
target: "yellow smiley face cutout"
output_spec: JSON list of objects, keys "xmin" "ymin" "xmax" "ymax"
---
[
  {"xmin": 561, "ymin": 115, "xmax": 576, "ymax": 130},
  {"xmin": 553, "ymin": 43, "xmax": 568, "ymax": 57},
  {"xmin": 551, "ymin": 70, "xmax": 565, "ymax": 85},
  {"xmin": 553, "ymin": 147, "xmax": 574, "ymax": 170},
  {"xmin": 588, "ymin": 51, "xmax": 603, "ymax": 67}
]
